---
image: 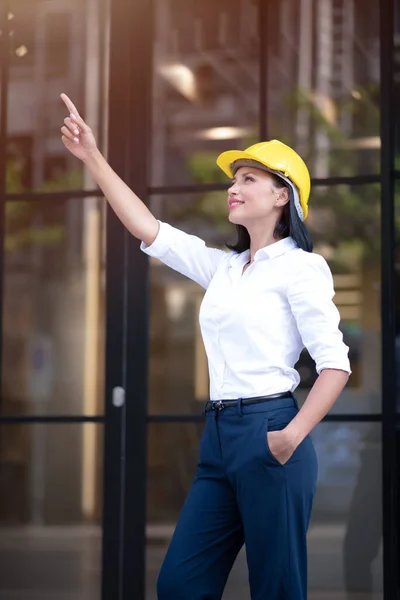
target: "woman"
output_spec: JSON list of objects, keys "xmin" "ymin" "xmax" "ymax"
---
[{"xmin": 60, "ymin": 93, "xmax": 351, "ymax": 600}]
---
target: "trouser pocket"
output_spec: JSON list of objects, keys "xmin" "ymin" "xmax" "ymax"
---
[
  {"xmin": 263, "ymin": 406, "xmax": 299, "ymax": 466},
  {"xmin": 264, "ymin": 417, "xmax": 284, "ymax": 465}
]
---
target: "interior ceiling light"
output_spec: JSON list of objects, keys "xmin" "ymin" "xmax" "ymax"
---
[
  {"xmin": 15, "ymin": 45, "xmax": 28, "ymax": 57},
  {"xmin": 159, "ymin": 63, "xmax": 197, "ymax": 101},
  {"xmin": 195, "ymin": 126, "xmax": 253, "ymax": 140},
  {"xmin": 340, "ymin": 137, "xmax": 381, "ymax": 149}
]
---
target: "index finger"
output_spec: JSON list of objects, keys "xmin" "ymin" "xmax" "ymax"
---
[{"xmin": 60, "ymin": 93, "xmax": 81, "ymax": 118}]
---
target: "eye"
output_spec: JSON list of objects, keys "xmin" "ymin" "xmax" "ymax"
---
[{"xmin": 245, "ymin": 175, "xmax": 255, "ymax": 182}]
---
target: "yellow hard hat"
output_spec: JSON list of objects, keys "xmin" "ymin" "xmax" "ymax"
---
[{"xmin": 216, "ymin": 140, "xmax": 311, "ymax": 220}]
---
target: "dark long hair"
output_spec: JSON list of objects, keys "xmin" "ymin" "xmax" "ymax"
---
[{"xmin": 226, "ymin": 174, "xmax": 313, "ymax": 253}]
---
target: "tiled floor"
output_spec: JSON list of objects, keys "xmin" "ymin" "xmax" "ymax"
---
[{"xmin": 0, "ymin": 524, "xmax": 383, "ymax": 599}]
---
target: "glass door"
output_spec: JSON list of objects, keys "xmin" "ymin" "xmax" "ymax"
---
[
  {"xmin": 0, "ymin": 1, "xmax": 127, "ymax": 598},
  {"xmin": 143, "ymin": 0, "xmax": 390, "ymax": 599}
]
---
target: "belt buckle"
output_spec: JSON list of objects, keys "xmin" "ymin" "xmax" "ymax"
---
[{"xmin": 215, "ymin": 400, "xmax": 224, "ymax": 411}]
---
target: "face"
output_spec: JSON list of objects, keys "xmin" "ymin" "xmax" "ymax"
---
[{"xmin": 227, "ymin": 166, "xmax": 288, "ymax": 226}]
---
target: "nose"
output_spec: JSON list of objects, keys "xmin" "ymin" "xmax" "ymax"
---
[{"xmin": 228, "ymin": 181, "xmax": 239, "ymax": 195}]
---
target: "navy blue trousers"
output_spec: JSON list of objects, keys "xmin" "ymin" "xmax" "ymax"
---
[{"xmin": 157, "ymin": 396, "xmax": 318, "ymax": 600}]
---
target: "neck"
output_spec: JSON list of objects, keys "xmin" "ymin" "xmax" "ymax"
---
[{"xmin": 246, "ymin": 220, "xmax": 283, "ymax": 262}]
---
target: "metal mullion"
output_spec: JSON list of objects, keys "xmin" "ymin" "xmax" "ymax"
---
[
  {"xmin": 147, "ymin": 413, "xmax": 383, "ymax": 424},
  {"xmin": 5, "ymin": 189, "xmax": 103, "ymax": 202},
  {"xmin": 122, "ymin": 0, "xmax": 153, "ymax": 596},
  {"xmin": 4, "ymin": 176, "xmax": 386, "ymax": 204},
  {"xmin": 148, "ymin": 183, "xmax": 228, "ymax": 195},
  {"xmin": 380, "ymin": 0, "xmax": 397, "ymax": 598},
  {"xmin": 100, "ymin": 0, "xmax": 153, "ymax": 596},
  {"xmin": 148, "ymin": 174, "xmax": 382, "ymax": 197},
  {"xmin": 259, "ymin": 0, "xmax": 268, "ymax": 140},
  {"xmin": 148, "ymin": 415, "xmax": 205, "ymax": 424},
  {"xmin": 100, "ymin": 0, "xmax": 130, "ymax": 593},
  {"xmin": 0, "ymin": 1, "xmax": 10, "ymax": 415},
  {"xmin": 311, "ymin": 174, "xmax": 381, "ymax": 187},
  {"xmin": 315, "ymin": 414, "xmax": 382, "ymax": 423},
  {"xmin": 0, "ymin": 415, "xmax": 105, "ymax": 424}
]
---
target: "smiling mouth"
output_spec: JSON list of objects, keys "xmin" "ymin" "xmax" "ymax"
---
[{"xmin": 229, "ymin": 201, "xmax": 244, "ymax": 209}]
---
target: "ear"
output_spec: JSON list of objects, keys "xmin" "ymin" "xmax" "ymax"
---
[{"xmin": 276, "ymin": 187, "xmax": 290, "ymax": 208}]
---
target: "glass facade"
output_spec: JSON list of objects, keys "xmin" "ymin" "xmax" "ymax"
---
[
  {"xmin": 0, "ymin": 0, "xmax": 108, "ymax": 598},
  {"xmin": 6, "ymin": 0, "xmax": 109, "ymax": 193},
  {"xmin": 2, "ymin": 196, "xmax": 106, "ymax": 417},
  {"xmin": 0, "ymin": 0, "xmax": 398, "ymax": 599},
  {"xmin": 151, "ymin": 0, "xmax": 260, "ymax": 187},
  {"xmin": 0, "ymin": 423, "xmax": 103, "ymax": 598}
]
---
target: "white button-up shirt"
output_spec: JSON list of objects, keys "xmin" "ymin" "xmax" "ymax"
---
[{"xmin": 141, "ymin": 221, "xmax": 351, "ymax": 401}]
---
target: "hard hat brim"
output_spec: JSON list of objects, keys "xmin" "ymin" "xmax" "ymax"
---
[
  {"xmin": 216, "ymin": 149, "xmax": 295, "ymax": 181},
  {"xmin": 216, "ymin": 150, "xmax": 258, "ymax": 178}
]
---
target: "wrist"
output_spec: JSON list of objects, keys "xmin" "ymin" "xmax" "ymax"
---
[
  {"xmin": 284, "ymin": 422, "xmax": 305, "ymax": 447},
  {"xmin": 83, "ymin": 147, "xmax": 103, "ymax": 169}
]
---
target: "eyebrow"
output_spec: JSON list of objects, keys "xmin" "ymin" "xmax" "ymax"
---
[{"xmin": 232, "ymin": 171, "xmax": 256, "ymax": 183}]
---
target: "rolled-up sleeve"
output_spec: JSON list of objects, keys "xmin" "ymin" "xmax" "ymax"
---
[
  {"xmin": 287, "ymin": 253, "xmax": 351, "ymax": 375},
  {"xmin": 140, "ymin": 221, "xmax": 228, "ymax": 289}
]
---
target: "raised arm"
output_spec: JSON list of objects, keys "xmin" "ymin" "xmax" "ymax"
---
[
  {"xmin": 60, "ymin": 93, "xmax": 159, "ymax": 246},
  {"xmin": 60, "ymin": 93, "xmax": 227, "ymax": 287}
]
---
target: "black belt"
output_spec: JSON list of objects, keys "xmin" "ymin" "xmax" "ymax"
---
[{"xmin": 204, "ymin": 391, "xmax": 293, "ymax": 413}]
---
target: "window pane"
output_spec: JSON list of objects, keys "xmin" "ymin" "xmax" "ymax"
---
[
  {"xmin": 146, "ymin": 422, "xmax": 382, "ymax": 599},
  {"xmin": 147, "ymin": 186, "xmax": 381, "ymax": 415},
  {"xmin": 6, "ymin": 0, "xmax": 109, "ymax": 193},
  {"xmin": 265, "ymin": 0, "xmax": 380, "ymax": 178},
  {"xmin": 147, "ymin": 194, "xmax": 227, "ymax": 415},
  {"xmin": 394, "ymin": 1, "xmax": 400, "ymax": 160},
  {"xmin": 396, "ymin": 181, "xmax": 400, "ymax": 414},
  {"xmin": 395, "ymin": 180, "xmax": 400, "ymax": 416},
  {"xmin": 310, "ymin": 422, "xmax": 382, "ymax": 598},
  {"xmin": 2, "ymin": 197, "xmax": 105, "ymax": 416},
  {"xmin": 298, "ymin": 183, "xmax": 381, "ymax": 414},
  {"xmin": 151, "ymin": 0, "xmax": 260, "ymax": 187},
  {"xmin": 150, "ymin": 0, "xmax": 380, "ymax": 187},
  {"xmin": 0, "ymin": 423, "xmax": 103, "ymax": 600}
]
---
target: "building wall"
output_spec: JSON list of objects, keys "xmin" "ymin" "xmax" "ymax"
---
[{"xmin": 0, "ymin": 0, "xmax": 397, "ymax": 598}]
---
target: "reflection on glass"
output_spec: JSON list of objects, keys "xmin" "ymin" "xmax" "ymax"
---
[
  {"xmin": 147, "ymin": 185, "xmax": 381, "ymax": 414},
  {"xmin": 151, "ymin": 0, "xmax": 380, "ymax": 185},
  {"xmin": 2, "ymin": 197, "xmax": 105, "ymax": 416},
  {"xmin": 395, "ymin": 181, "xmax": 400, "ymax": 414},
  {"xmin": 295, "ymin": 184, "xmax": 382, "ymax": 414},
  {"xmin": 0, "ymin": 423, "xmax": 103, "ymax": 599},
  {"xmin": 147, "ymin": 193, "xmax": 228, "ymax": 415},
  {"xmin": 311, "ymin": 422, "xmax": 382, "ymax": 598},
  {"xmin": 151, "ymin": 0, "xmax": 260, "ymax": 186},
  {"xmin": 394, "ymin": 2, "xmax": 400, "ymax": 160},
  {"xmin": 7, "ymin": 0, "xmax": 109, "ymax": 193},
  {"xmin": 146, "ymin": 422, "xmax": 382, "ymax": 600},
  {"xmin": 146, "ymin": 423, "xmax": 201, "ymax": 600},
  {"xmin": 266, "ymin": 0, "xmax": 380, "ymax": 178},
  {"xmin": 147, "ymin": 422, "xmax": 203, "ymax": 523}
]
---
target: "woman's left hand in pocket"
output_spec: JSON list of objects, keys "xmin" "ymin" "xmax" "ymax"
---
[{"xmin": 267, "ymin": 429, "xmax": 298, "ymax": 465}]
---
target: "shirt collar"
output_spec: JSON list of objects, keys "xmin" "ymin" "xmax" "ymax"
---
[
  {"xmin": 260, "ymin": 236, "xmax": 297, "ymax": 259},
  {"xmin": 229, "ymin": 236, "xmax": 297, "ymax": 268}
]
